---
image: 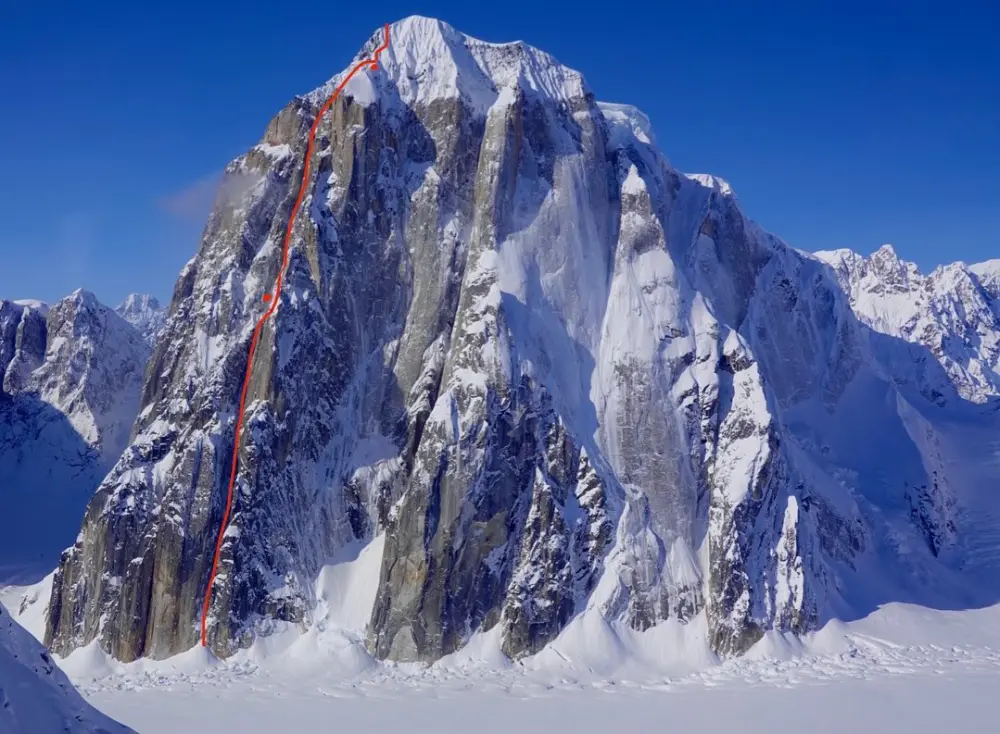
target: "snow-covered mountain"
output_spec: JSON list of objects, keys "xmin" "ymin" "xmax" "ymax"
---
[
  {"xmin": 0, "ymin": 602, "xmax": 133, "ymax": 733},
  {"xmin": 0, "ymin": 290, "xmax": 150, "ymax": 577},
  {"xmin": 815, "ymin": 245, "xmax": 1000, "ymax": 404},
  {"xmin": 42, "ymin": 16, "xmax": 1000, "ymax": 667},
  {"xmin": 115, "ymin": 293, "xmax": 166, "ymax": 346},
  {"xmin": 970, "ymin": 259, "xmax": 1000, "ymax": 296}
]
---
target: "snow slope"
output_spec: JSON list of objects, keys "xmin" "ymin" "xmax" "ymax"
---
[
  {"xmin": 11, "ymin": 538, "xmax": 1000, "ymax": 733},
  {"xmin": 84, "ymin": 673, "xmax": 1000, "ymax": 734},
  {"xmin": 0, "ymin": 602, "xmax": 132, "ymax": 733}
]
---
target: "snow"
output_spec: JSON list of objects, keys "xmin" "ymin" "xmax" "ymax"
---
[
  {"xmin": 312, "ymin": 535, "xmax": 384, "ymax": 631},
  {"xmin": 49, "ymin": 601, "xmax": 1000, "ymax": 734},
  {"xmin": 0, "ymin": 573, "xmax": 52, "ymax": 641},
  {"xmin": 620, "ymin": 164, "xmax": 646, "ymax": 196},
  {"xmin": 309, "ymin": 16, "xmax": 588, "ymax": 118},
  {"xmin": 76, "ymin": 674, "xmax": 1000, "ymax": 734},
  {"xmin": 20, "ymin": 511, "xmax": 1000, "ymax": 734},
  {"xmin": 685, "ymin": 173, "xmax": 734, "ymax": 197},
  {"xmin": 812, "ymin": 244, "xmax": 1000, "ymax": 403},
  {"xmin": 598, "ymin": 102, "xmax": 656, "ymax": 146},
  {"xmin": 343, "ymin": 67, "xmax": 376, "ymax": 106},
  {"xmin": 1, "ymin": 290, "xmax": 149, "ymax": 576},
  {"xmin": 0, "ymin": 602, "xmax": 132, "ymax": 733},
  {"xmin": 254, "ymin": 142, "xmax": 292, "ymax": 160},
  {"xmin": 970, "ymin": 258, "xmax": 1000, "ymax": 282},
  {"xmin": 11, "ymin": 299, "xmax": 48, "ymax": 314},
  {"xmin": 115, "ymin": 293, "xmax": 165, "ymax": 345}
]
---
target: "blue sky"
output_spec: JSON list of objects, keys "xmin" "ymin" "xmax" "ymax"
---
[{"xmin": 1, "ymin": 1, "xmax": 997, "ymax": 306}]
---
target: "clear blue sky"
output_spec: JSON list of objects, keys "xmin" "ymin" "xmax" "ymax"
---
[{"xmin": 1, "ymin": 1, "xmax": 997, "ymax": 306}]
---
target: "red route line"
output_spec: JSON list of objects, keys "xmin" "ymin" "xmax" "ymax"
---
[{"xmin": 200, "ymin": 24, "xmax": 391, "ymax": 648}]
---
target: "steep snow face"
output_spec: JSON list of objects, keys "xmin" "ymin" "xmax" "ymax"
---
[
  {"xmin": 815, "ymin": 245, "xmax": 1000, "ymax": 404},
  {"xmin": 115, "ymin": 293, "xmax": 166, "ymax": 346},
  {"xmin": 0, "ymin": 292, "xmax": 150, "ymax": 575},
  {"xmin": 0, "ymin": 602, "xmax": 133, "ymax": 733},
  {"xmin": 44, "ymin": 16, "xmax": 1000, "ymax": 667}
]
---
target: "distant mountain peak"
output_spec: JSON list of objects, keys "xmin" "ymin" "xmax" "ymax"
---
[
  {"xmin": 118, "ymin": 292, "xmax": 162, "ymax": 311},
  {"xmin": 1, "ymin": 289, "xmax": 151, "ymax": 572},
  {"xmin": 115, "ymin": 292, "xmax": 166, "ymax": 346}
]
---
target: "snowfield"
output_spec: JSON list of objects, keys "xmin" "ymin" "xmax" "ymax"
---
[
  {"xmin": 6, "ymin": 547, "xmax": 1000, "ymax": 733},
  {"xmin": 82, "ymin": 666, "xmax": 1000, "ymax": 734}
]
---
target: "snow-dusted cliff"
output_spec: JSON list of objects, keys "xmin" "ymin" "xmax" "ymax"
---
[{"xmin": 41, "ymin": 16, "xmax": 1000, "ymax": 667}]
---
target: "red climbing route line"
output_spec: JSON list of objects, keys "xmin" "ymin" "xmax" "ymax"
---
[{"xmin": 200, "ymin": 24, "xmax": 391, "ymax": 648}]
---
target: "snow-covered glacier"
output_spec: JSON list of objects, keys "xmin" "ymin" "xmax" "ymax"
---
[{"xmin": 35, "ymin": 16, "xmax": 1000, "ymax": 670}]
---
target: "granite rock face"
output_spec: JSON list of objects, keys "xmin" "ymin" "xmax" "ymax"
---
[{"xmin": 44, "ymin": 17, "xmax": 1000, "ymax": 664}]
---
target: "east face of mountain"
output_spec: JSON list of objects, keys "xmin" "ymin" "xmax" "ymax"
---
[{"xmin": 43, "ymin": 16, "xmax": 1000, "ymax": 664}]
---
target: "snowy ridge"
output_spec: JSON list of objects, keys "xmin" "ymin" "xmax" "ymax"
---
[
  {"xmin": 970, "ymin": 258, "xmax": 1000, "ymax": 302},
  {"xmin": 309, "ymin": 16, "xmax": 588, "ymax": 116},
  {"xmin": 598, "ymin": 102, "xmax": 656, "ymax": 147},
  {"xmin": 814, "ymin": 245, "xmax": 1000, "ymax": 403}
]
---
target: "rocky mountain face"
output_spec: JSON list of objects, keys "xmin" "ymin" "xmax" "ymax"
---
[
  {"xmin": 43, "ymin": 17, "xmax": 1000, "ymax": 665},
  {"xmin": 0, "ymin": 290, "xmax": 150, "ymax": 575},
  {"xmin": 115, "ymin": 293, "xmax": 166, "ymax": 346}
]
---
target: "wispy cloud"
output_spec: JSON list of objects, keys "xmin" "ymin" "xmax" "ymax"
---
[
  {"xmin": 157, "ymin": 169, "xmax": 265, "ymax": 224},
  {"xmin": 157, "ymin": 172, "xmax": 222, "ymax": 223}
]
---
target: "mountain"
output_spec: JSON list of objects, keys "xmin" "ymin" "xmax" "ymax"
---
[
  {"xmin": 43, "ymin": 16, "xmax": 1000, "ymax": 665},
  {"xmin": 970, "ymin": 259, "xmax": 1000, "ymax": 300},
  {"xmin": 0, "ymin": 602, "xmax": 133, "ymax": 733},
  {"xmin": 115, "ymin": 294, "xmax": 166, "ymax": 346},
  {"xmin": 0, "ymin": 290, "xmax": 150, "ymax": 578},
  {"xmin": 815, "ymin": 245, "xmax": 1000, "ymax": 404}
]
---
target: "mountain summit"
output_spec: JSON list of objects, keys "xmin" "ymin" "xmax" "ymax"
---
[{"xmin": 44, "ymin": 17, "xmax": 1000, "ymax": 665}]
